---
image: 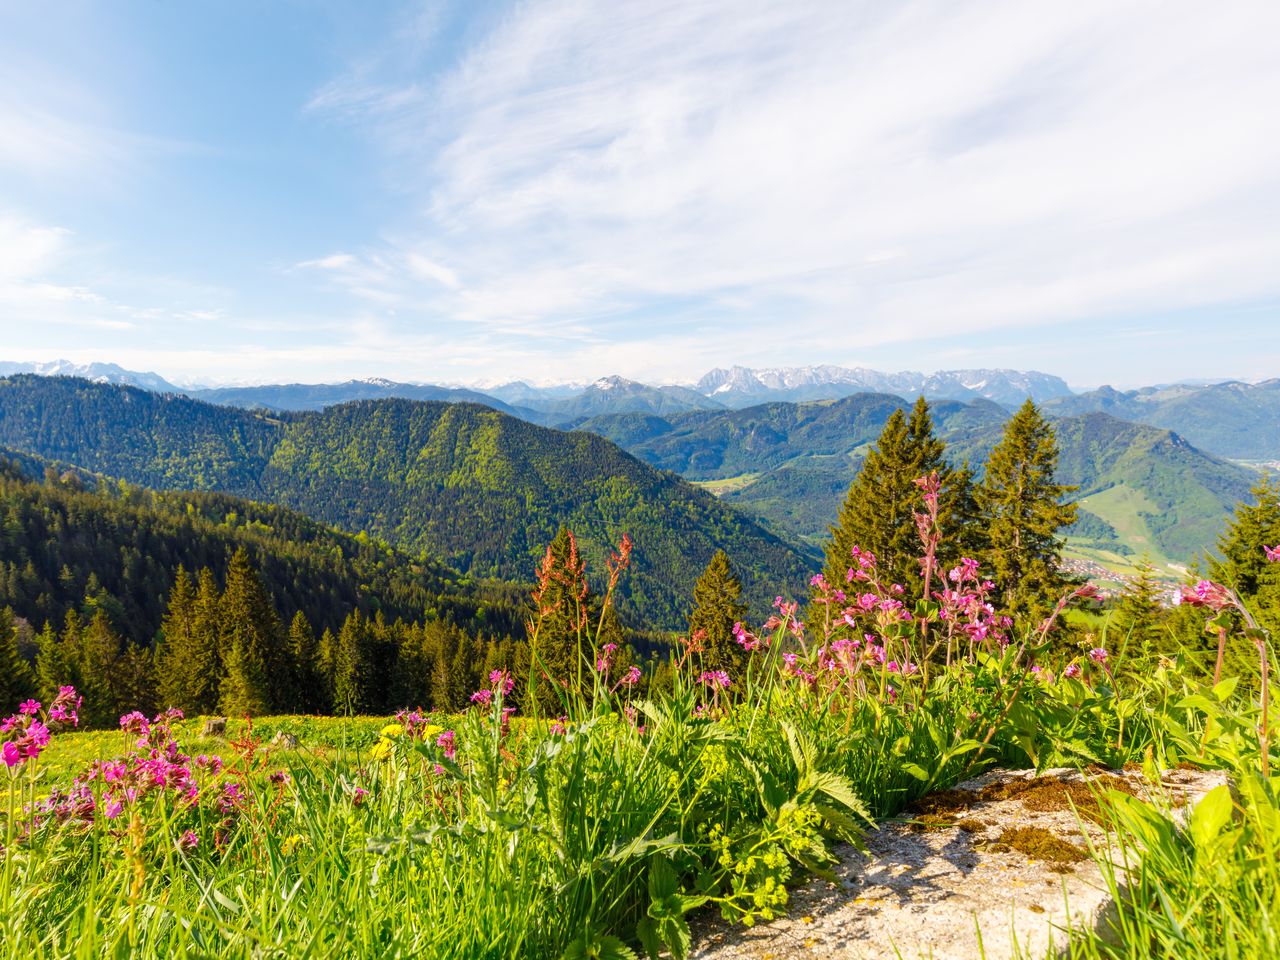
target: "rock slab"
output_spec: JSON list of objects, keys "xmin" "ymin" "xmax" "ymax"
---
[{"xmin": 691, "ymin": 767, "xmax": 1227, "ymax": 960}]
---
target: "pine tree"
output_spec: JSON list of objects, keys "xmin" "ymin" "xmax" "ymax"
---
[
  {"xmin": 1212, "ymin": 477, "xmax": 1280, "ymax": 637},
  {"xmin": 1109, "ymin": 560, "xmax": 1168, "ymax": 666},
  {"xmin": 156, "ymin": 568, "xmax": 197, "ymax": 710},
  {"xmin": 218, "ymin": 549, "xmax": 282, "ymax": 717},
  {"xmin": 823, "ymin": 398, "xmax": 955, "ymax": 597},
  {"xmin": 524, "ymin": 527, "xmax": 594, "ymax": 714},
  {"xmin": 688, "ymin": 550, "xmax": 748, "ymax": 674},
  {"xmin": 0, "ymin": 608, "xmax": 36, "ymax": 707},
  {"xmin": 287, "ymin": 610, "xmax": 325, "ymax": 713},
  {"xmin": 977, "ymin": 400, "xmax": 1078, "ymax": 621},
  {"xmin": 189, "ymin": 568, "xmax": 224, "ymax": 714},
  {"xmin": 79, "ymin": 610, "xmax": 124, "ymax": 728},
  {"xmin": 333, "ymin": 610, "xmax": 375, "ymax": 715}
]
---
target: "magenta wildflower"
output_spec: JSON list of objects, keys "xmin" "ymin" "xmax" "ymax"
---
[
  {"xmin": 1064, "ymin": 663, "xmax": 1082, "ymax": 679},
  {"xmin": 177, "ymin": 830, "xmax": 199, "ymax": 852},
  {"xmin": 1177, "ymin": 580, "xmax": 1235, "ymax": 611},
  {"xmin": 620, "ymin": 665, "xmax": 642, "ymax": 686},
  {"xmin": 436, "ymin": 729, "xmax": 456, "ymax": 760},
  {"xmin": 1266, "ymin": 545, "xmax": 1280, "ymax": 563},
  {"xmin": 1088, "ymin": 647, "xmax": 1109, "ymax": 664},
  {"xmin": 699, "ymin": 670, "xmax": 731, "ymax": 690},
  {"xmin": 18, "ymin": 700, "xmax": 40, "ymax": 716},
  {"xmin": 1, "ymin": 742, "xmax": 20, "ymax": 768}
]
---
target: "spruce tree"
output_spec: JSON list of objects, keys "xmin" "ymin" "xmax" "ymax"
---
[
  {"xmin": 1212, "ymin": 477, "xmax": 1280, "ymax": 636},
  {"xmin": 332, "ymin": 610, "xmax": 375, "ymax": 715},
  {"xmin": 189, "ymin": 568, "xmax": 224, "ymax": 714},
  {"xmin": 0, "ymin": 608, "xmax": 36, "ymax": 707},
  {"xmin": 218, "ymin": 549, "xmax": 282, "ymax": 717},
  {"xmin": 1109, "ymin": 560, "xmax": 1168, "ymax": 666},
  {"xmin": 156, "ymin": 568, "xmax": 197, "ymax": 710},
  {"xmin": 823, "ymin": 398, "xmax": 955, "ymax": 596},
  {"xmin": 524, "ymin": 527, "xmax": 594, "ymax": 714},
  {"xmin": 78, "ymin": 610, "xmax": 124, "ymax": 728},
  {"xmin": 287, "ymin": 611, "xmax": 325, "ymax": 713},
  {"xmin": 977, "ymin": 400, "xmax": 1078, "ymax": 621},
  {"xmin": 688, "ymin": 550, "xmax": 748, "ymax": 674}
]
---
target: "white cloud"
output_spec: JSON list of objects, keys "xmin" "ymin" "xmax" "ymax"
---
[{"xmin": 302, "ymin": 0, "xmax": 1280, "ymax": 382}]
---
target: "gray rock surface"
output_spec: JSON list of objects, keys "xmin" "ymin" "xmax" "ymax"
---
[{"xmin": 691, "ymin": 766, "xmax": 1228, "ymax": 960}]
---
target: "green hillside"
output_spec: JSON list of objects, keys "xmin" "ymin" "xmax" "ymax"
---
[
  {"xmin": 0, "ymin": 376, "xmax": 812, "ymax": 627},
  {"xmin": 0, "ymin": 449, "xmax": 523, "ymax": 646},
  {"xmin": 573, "ymin": 394, "xmax": 1260, "ymax": 565}
]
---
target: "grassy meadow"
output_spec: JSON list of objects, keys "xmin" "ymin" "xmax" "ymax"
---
[{"xmin": 4, "ymin": 543, "xmax": 1280, "ymax": 960}]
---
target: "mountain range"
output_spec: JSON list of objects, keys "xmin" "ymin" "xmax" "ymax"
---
[{"xmin": 0, "ymin": 375, "xmax": 810, "ymax": 628}]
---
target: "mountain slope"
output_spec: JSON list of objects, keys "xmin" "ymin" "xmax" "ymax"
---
[
  {"xmin": 0, "ymin": 448, "xmax": 522, "ymax": 646},
  {"xmin": 570, "ymin": 394, "xmax": 1259, "ymax": 564},
  {"xmin": 189, "ymin": 378, "xmax": 538, "ymax": 419},
  {"xmin": 0, "ymin": 376, "xmax": 812, "ymax": 626},
  {"xmin": 0, "ymin": 360, "xmax": 180, "ymax": 393},
  {"xmin": 1044, "ymin": 379, "xmax": 1280, "ymax": 460}
]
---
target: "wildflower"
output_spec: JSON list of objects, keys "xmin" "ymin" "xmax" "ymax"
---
[
  {"xmin": 1088, "ymin": 647, "xmax": 1108, "ymax": 664},
  {"xmin": 549, "ymin": 716, "xmax": 568, "ymax": 736},
  {"xmin": 436, "ymin": 729, "xmax": 456, "ymax": 760},
  {"xmin": 177, "ymin": 830, "xmax": 199, "ymax": 852},
  {"xmin": 1266, "ymin": 545, "xmax": 1280, "ymax": 563},
  {"xmin": 18, "ymin": 700, "xmax": 39, "ymax": 716},
  {"xmin": 281, "ymin": 834, "xmax": 305, "ymax": 856},
  {"xmin": 1177, "ymin": 580, "xmax": 1234, "ymax": 611},
  {"xmin": 470, "ymin": 689, "xmax": 493, "ymax": 707},
  {"xmin": 620, "ymin": 665, "xmax": 642, "ymax": 686},
  {"xmin": 352, "ymin": 786, "xmax": 368, "ymax": 807},
  {"xmin": 732, "ymin": 621, "xmax": 762, "ymax": 651},
  {"xmin": 489, "ymin": 669, "xmax": 515, "ymax": 696},
  {"xmin": 1064, "ymin": 663, "xmax": 1082, "ymax": 679},
  {"xmin": 369, "ymin": 738, "xmax": 393, "ymax": 762},
  {"xmin": 595, "ymin": 643, "xmax": 617, "ymax": 673},
  {"xmin": 268, "ymin": 770, "xmax": 290, "ymax": 786},
  {"xmin": 699, "ymin": 670, "xmax": 731, "ymax": 690},
  {"xmin": 379, "ymin": 722, "xmax": 404, "ymax": 738},
  {"xmin": 1, "ymin": 742, "xmax": 20, "ymax": 768}
]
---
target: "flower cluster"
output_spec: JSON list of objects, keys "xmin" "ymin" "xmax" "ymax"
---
[{"xmin": 2, "ymin": 686, "xmax": 80, "ymax": 769}]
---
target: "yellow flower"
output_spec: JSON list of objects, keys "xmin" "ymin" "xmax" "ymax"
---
[
  {"xmin": 281, "ymin": 834, "xmax": 306, "ymax": 856},
  {"xmin": 380, "ymin": 723, "xmax": 404, "ymax": 738},
  {"xmin": 369, "ymin": 739, "xmax": 393, "ymax": 762},
  {"xmin": 423, "ymin": 724, "xmax": 444, "ymax": 739}
]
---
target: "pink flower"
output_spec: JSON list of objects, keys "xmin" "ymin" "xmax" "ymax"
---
[
  {"xmin": 488, "ymin": 669, "xmax": 515, "ymax": 696},
  {"xmin": 1177, "ymin": 580, "xmax": 1235, "ymax": 611},
  {"xmin": 698, "ymin": 670, "xmax": 731, "ymax": 690},
  {"xmin": 1266, "ymin": 545, "xmax": 1280, "ymax": 563},
  {"xmin": 352, "ymin": 786, "xmax": 368, "ymax": 807},
  {"xmin": 178, "ymin": 830, "xmax": 199, "ymax": 852},
  {"xmin": 470, "ymin": 689, "xmax": 493, "ymax": 707},
  {"xmin": 436, "ymin": 729, "xmax": 456, "ymax": 760},
  {"xmin": 1, "ymin": 741, "xmax": 21, "ymax": 767},
  {"xmin": 18, "ymin": 699, "xmax": 40, "ymax": 716},
  {"xmin": 620, "ymin": 665, "xmax": 642, "ymax": 686},
  {"xmin": 1088, "ymin": 647, "xmax": 1108, "ymax": 664},
  {"xmin": 1064, "ymin": 663, "xmax": 1081, "ymax": 679}
]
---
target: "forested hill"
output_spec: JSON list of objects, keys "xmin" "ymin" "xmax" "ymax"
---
[
  {"xmin": 0, "ymin": 376, "xmax": 813, "ymax": 627},
  {"xmin": 572, "ymin": 393, "xmax": 1259, "ymax": 565},
  {"xmin": 0, "ymin": 450, "xmax": 526, "ymax": 648}
]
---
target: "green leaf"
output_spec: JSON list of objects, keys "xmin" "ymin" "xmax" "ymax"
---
[
  {"xmin": 561, "ymin": 932, "xmax": 639, "ymax": 960},
  {"xmin": 1212, "ymin": 677, "xmax": 1240, "ymax": 701},
  {"xmin": 1190, "ymin": 784, "xmax": 1234, "ymax": 850}
]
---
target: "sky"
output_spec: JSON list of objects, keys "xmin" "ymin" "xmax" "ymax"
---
[{"xmin": 1, "ymin": 0, "xmax": 1279, "ymax": 389}]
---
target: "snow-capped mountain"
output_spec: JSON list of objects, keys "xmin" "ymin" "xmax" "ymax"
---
[
  {"xmin": 693, "ymin": 365, "xmax": 1072, "ymax": 408},
  {"xmin": 0, "ymin": 360, "xmax": 180, "ymax": 393}
]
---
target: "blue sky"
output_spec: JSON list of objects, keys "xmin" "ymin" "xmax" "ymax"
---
[{"xmin": 1, "ymin": 0, "xmax": 1278, "ymax": 388}]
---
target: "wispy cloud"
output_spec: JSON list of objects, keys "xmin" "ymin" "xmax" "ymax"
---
[{"xmin": 300, "ymin": 0, "xmax": 1280, "ymax": 382}]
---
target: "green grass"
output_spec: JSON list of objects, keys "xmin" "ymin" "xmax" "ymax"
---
[
  {"xmin": 689, "ymin": 473, "xmax": 761, "ymax": 496},
  {"xmin": 5, "ymin": 582, "xmax": 1278, "ymax": 960},
  {"xmin": 1074, "ymin": 484, "xmax": 1176, "ymax": 568}
]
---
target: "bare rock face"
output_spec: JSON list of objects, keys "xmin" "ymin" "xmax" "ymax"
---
[
  {"xmin": 270, "ymin": 730, "xmax": 299, "ymax": 749},
  {"xmin": 691, "ymin": 767, "xmax": 1228, "ymax": 960},
  {"xmin": 201, "ymin": 717, "xmax": 227, "ymax": 737}
]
